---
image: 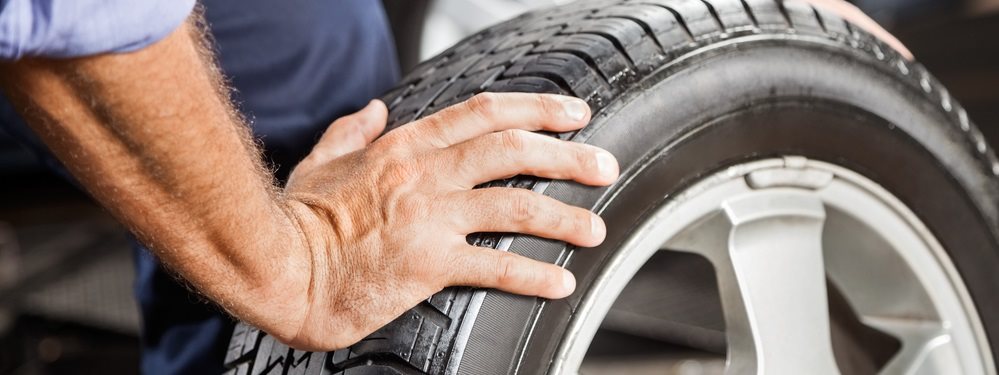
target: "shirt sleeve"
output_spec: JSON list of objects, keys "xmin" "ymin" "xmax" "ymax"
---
[{"xmin": 0, "ymin": 0, "xmax": 196, "ymax": 60}]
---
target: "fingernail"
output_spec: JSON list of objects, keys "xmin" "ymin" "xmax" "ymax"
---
[
  {"xmin": 596, "ymin": 151, "xmax": 616, "ymax": 178},
  {"xmin": 561, "ymin": 270, "xmax": 576, "ymax": 294},
  {"xmin": 561, "ymin": 98, "xmax": 588, "ymax": 121}
]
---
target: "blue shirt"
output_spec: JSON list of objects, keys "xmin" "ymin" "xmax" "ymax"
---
[
  {"xmin": 0, "ymin": 0, "xmax": 195, "ymax": 59},
  {"xmin": 0, "ymin": 1, "xmax": 400, "ymax": 374}
]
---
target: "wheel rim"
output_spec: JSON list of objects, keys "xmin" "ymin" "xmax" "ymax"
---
[{"xmin": 554, "ymin": 156, "xmax": 994, "ymax": 374}]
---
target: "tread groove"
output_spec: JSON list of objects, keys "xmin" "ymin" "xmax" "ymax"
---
[
  {"xmin": 572, "ymin": 31, "xmax": 640, "ymax": 70},
  {"xmin": 843, "ymin": 18, "xmax": 857, "ymax": 38},
  {"xmin": 740, "ymin": 0, "xmax": 760, "ymax": 27},
  {"xmin": 809, "ymin": 4, "xmax": 828, "ymax": 33},
  {"xmin": 699, "ymin": 0, "xmax": 727, "ymax": 31},
  {"xmin": 530, "ymin": 48, "xmax": 613, "ymax": 84},
  {"xmin": 639, "ymin": 4, "xmax": 697, "ymax": 41},
  {"xmin": 599, "ymin": 15, "xmax": 670, "ymax": 52},
  {"xmin": 774, "ymin": 0, "xmax": 794, "ymax": 28}
]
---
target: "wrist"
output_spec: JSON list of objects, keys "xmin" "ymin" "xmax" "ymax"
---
[{"xmin": 258, "ymin": 197, "xmax": 341, "ymax": 345}]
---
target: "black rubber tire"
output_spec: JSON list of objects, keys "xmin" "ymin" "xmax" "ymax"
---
[{"xmin": 223, "ymin": 0, "xmax": 999, "ymax": 374}]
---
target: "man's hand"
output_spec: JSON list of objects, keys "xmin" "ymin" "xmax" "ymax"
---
[{"xmin": 278, "ymin": 93, "xmax": 617, "ymax": 350}]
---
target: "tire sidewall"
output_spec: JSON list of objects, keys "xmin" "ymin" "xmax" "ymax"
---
[{"xmin": 454, "ymin": 37, "xmax": 999, "ymax": 373}]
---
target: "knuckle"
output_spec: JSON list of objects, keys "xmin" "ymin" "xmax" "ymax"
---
[
  {"xmin": 536, "ymin": 94, "xmax": 560, "ymax": 119},
  {"xmin": 498, "ymin": 129, "xmax": 528, "ymax": 153},
  {"xmin": 546, "ymin": 210, "xmax": 566, "ymax": 234},
  {"xmin": 373, "ymin": 131, "xmax": 419, "ymax": 158},
  {"xmin": 415, "ymin": 109, "xmax": 459, "ymax": 148},
  {"xmin": 551, "ymin": 208, "xmax": 571, "ymax": 231},
  {"xmin": 572, "ymin": 209, "xmax": 591, "ymax": 235},
  {"xmin": 510, "ymin": 191, "xmax": 538, "ymax": 225},
  {"xmin": 394, "ymin": 197, "xmax": 425, "ymax": 223},
  {"xmin": 413, "ymin": 114, "xmax": 444, "ymax": 134},
  {"xmin": 467, "ymin": 92, "xmax": 500, "ymax": 120},
  {"xmin": 495, "ymin": 253, "xmax": 520, "ymax": 286},
  {"xmin": 446, "ymin": 140, "xmax": 475, "ymax": 163},
  {"xmin": 572, "ymin": 145, "xmax": 594, "ymax": 172},
  {"xmin": 380, "ymin": 159, "xmax": 418, "ymax": 184},
  {"xmin": 372, "ymin": 131, "xmax": 403, "ymax": 151}
]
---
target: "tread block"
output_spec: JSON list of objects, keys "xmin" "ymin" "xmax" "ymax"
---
[
  {"xmin": 503, "ymin": 52, "xmax": 614, "ymax": 105},
  {"xmin": 634, "ymin": 0, "xmax": 722, "ymax": 38},
  {"xmin": 431, "ymin": 67, "xmax": 505, "ymax": 108},
  {"xmin": 595, "ymin": 4, "xmax": 691, "ymax": 52},
  {"xmin": 708, "ymin": 0, "xmax": 757, "ymax": 30},
  {"xmin": 351, "ymin": 320, "xmax": 421, "ymax": 359},
  {"xmin": 563, "ymin": 17, "xmax": 645, "ymax": 48},
  {"xmin": 251, "ymin": 339, "xmax": 291, "ymax": 375},
  {"xmin": 463, "ymin": 46, "xmax": 532, "ymax": 76},
  {"xmin": 534, "ymin": 34, "xmax": 635, "ymax": 85},
  {"xmin": 493, "ymin": 27, "xmax": 564, "ymax": 52},
  {"xmin": 486, "ymin": 77, "xmax": 567, "ymax": 99},
  {"xmin": 813, "ymin": 7, "xmax": 850, "ymax": 37},
  {"xmin": 448, "ymin": 34, "xmax": 505, "ymax": 59},
  {"xmin": 408, "ymin": 317, "xmax": 445, "ymax": 372},
  {"xmin": 401, "ymin": 60, "xmax": 440, "ymax": 85},
  {"xmin": 286, "ymin": 351, "xmax": 327, "ymax": 375},
  {"xmin": 225, "ymin": 324, "xmax": 262, "ymax": 366},
  {"xmin": 537, "ymin": 3, "xmax": 602, "ymax": 20},
  {"xmin": 428, "ymin": 290, "xmax": 455, "ymax": 315},
  {"xmin": 427, "ymin": 53, "xmax": 486, "ymax": 83},
  {"xmin": 562, "ymin": 17, "xmax": 670, "ymax": 72},
  {"xmin": 426, "ymin": 33, "xmax": 501, "ymax": 70},
  {"xmin": 382, "ymin": 85, "xmax": 413, "ymax": 109},
  {"xmin": 388, "ymin": 80, "xmax": 449, "ymax": 124},
  {"xmin": 743, "ymin": 0, "xmax": 790, "ymax": 29},
  {"xmin": 782, "ymin": 0, "xmax": 826, "ymax": 35},
  {"xmin": 225, "ymin": 362, "xmax": 251, "ymax": 375}
]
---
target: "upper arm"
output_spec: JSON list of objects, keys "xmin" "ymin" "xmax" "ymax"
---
[{"xmin": 0, "ymin": 0, "xmax": 196, "ymax": 60}]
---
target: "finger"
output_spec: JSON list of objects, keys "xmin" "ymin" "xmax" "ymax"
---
[
  {"xmin": 442, "ymin": 129, "xmax": 618, "ymax": 187},
  {"xmin": 797, "ymin": 0, "xmax": 913, "ymax": 60},
  {"xmin": 406, "ymin": 92, "xmax": 591, "ymax": 148},
  {"xmin": 449, "ymin": 246, "xmax": 576, "ymax": 299},
  {"xmin": 448, "ymin": 188, "xmax": 607, "ymax": 248},
  {"xmin": 314, "ymin": 100, "xmax": 388, "ymax": 161}
]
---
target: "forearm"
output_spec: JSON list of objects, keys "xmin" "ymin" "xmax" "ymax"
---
[{"xmin": 0, "ymin": 18, "xmax": 309, "ymax": 334}]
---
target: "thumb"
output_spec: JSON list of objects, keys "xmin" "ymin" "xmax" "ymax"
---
[{"xmin": 313, "ymin": 99, "xmax": 389, "ymax": 162}]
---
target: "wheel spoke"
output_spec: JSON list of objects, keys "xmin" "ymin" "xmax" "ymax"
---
[
  {"xmin": 669, "ymin": 189, "xmax": 839, "ymax": 374},
  {"xmin": 863, "ymin": 317, "xmax": 958, "ymax": 375}
]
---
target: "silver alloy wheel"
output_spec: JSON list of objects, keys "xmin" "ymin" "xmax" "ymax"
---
[{"xmin": 554, "ymin": 156, "xmax": 995, "ymax": 374}]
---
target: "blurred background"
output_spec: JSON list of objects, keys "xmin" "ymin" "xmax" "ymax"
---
[{"xmin": 1, "ymin": 0, "xmax": 996, "ymax": 373}]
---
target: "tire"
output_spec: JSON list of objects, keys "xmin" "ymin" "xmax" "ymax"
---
[{"xmin": 223, "ymin": 0, "xmax": 999, "ymax": 374}]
